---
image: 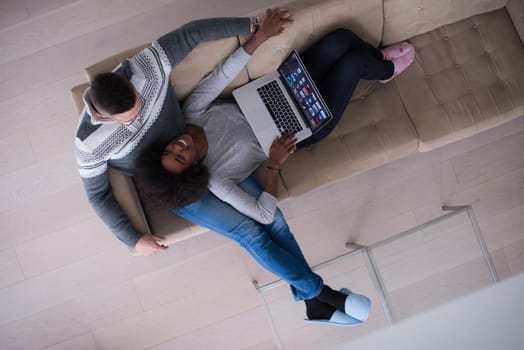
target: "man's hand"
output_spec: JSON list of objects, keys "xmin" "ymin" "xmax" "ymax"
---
[
  {"xmin": 257, "ymin": 7, "xmax": 293, "ymax": 40},
  {"xmin": 243, "ymin": 7, "xmax": 293, "ymax": 55},
  {"xmin": 135, "ymin": 234, "xmax": 168, "ymax": 256},
  {"xmin": 268, "ymin": 134, "xmax": 297, "ymax": 169}
]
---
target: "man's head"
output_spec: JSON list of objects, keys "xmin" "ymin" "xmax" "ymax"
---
[{"xmin": 90, "ymin": 73, "xmax": 142, "ymax": 124}]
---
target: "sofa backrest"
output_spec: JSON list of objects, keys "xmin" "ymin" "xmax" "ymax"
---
[
  {"xmin": 244, "ymin": 0, "xmax": 384, "ymax": 80},
  {"xmin": 82, "ymin": 0, "xmax": 384, "ymax": 103},
  {"xmin": 506, "ymin": 0, "xmax": 524, "ymax": 44},
  {"xmin": 84, "ymin": 44, "xmax": 149, "ymax": 82},
  {"xmin": 83, "ymin": 37, "xmax": 245, "ymax": 101},
  {"xmin": 382, "ymin": 0, "xmax": 508, "ymax": 45}
]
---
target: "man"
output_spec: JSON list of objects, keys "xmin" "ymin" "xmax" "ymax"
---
[{"xmin": 75, "ymin": 11, "xmax": 290, "ymax": 256}]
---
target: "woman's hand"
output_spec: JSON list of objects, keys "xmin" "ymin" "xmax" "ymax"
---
[
  {"xmin": 267, "ymin": 134, "xmax": 297, "ymax": 169},
  {"xmin": 264, "ymin": 134, "xmax": 296, "ymax": 198}
]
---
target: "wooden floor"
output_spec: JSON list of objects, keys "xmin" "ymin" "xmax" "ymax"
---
[{"xmin": 0, "ymin": 1, "xmax": 523, "ymax": 349}]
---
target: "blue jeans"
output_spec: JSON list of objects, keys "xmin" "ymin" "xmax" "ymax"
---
[{"xmin": 174, "ymin": 175, "xmax": 323, "ymax": 301}]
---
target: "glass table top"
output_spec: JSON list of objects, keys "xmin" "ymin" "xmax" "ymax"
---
[{"xmin": 255, "ymin": 206, "xmax": 498, "ymax": 349}]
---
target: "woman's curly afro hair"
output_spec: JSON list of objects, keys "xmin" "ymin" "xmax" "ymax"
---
[{"xmin": 134, "ymin": 142, "xmax": 210, "ymax": 209}]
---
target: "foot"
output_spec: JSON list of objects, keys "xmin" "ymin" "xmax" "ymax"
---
[
  {"xmin": 380, "ymin": 42, "xmax": 414, "ymax": 61},
  {"xmin": 305, "ymin": 298, "xmax": 336, "ymax": 320},
  {"xmin": 340, "ymin": 288, "xmax": 371, "ymax": 322},
  {"xmin": 379, "ymin": 51, "xmax": 416, "ymax": 83},
  {"xmin": 316, "ymin": 285, "xmax": 371, "ymax": 322},
  {"xmin": 304, "ymin": 298, "xmax": 363, "ymax": 327}
]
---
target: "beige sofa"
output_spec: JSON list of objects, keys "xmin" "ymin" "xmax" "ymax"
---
[{"xmin": 71, "ymin": 0, "xmax": 524, "ymax": 255}]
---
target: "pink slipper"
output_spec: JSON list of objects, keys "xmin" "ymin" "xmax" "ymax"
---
[
  {"xmin": 380, "ymin": 42, "xmax": 414, "ymax": 61},
  {"xmin": 379, "ymin": 52, "xmax": 415, "ymax": 83}
]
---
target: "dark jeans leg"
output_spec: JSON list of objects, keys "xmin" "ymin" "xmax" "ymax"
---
[
  {"xmin": 298, "ymin": 29, "xmax": 394, "ymax": 147},
  {"xmin": 300, "ymin": 28, "xmax": 379, "ymax": 82}
]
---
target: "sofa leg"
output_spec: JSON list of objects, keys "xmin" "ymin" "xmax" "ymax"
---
[
  {"xmin": 441, "ymin": 205, "xmax": 469, "ymax": 211},
  {"xmin": 345, "ymin": 242, "xmax": 365, "ymax": 250}
]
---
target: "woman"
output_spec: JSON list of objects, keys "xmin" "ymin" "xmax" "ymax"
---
[{"xmin": 135, "ymin": 8, "xmax": 414, "ymax": 326}]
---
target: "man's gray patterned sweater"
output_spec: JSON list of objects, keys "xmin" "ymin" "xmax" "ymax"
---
[{"xmin": 75, "ymin": 18, "xmax": 251, "ymax": 247}]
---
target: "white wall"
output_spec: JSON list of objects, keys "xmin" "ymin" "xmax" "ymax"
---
[{"xmin": 338, "ymin": 273, "xmax": 524, "ymax": 350}]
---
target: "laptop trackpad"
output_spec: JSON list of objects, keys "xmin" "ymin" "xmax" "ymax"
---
[
  {"xmin": 256, "ymin": 128, "xmax": 279, "ymax": 156},
  {"xmin": 248, "ymin": 112, "xmax": 272, "ymax": 130}
]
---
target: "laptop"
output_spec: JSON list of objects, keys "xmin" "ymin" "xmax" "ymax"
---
[{"xmin": 232, "ymin": 50, "xmax": 333, "ymax": 156}]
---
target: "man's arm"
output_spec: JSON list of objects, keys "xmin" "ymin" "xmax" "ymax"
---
[
  {"xmin": 75, "ymin": 118, "xmax": 167, "ymax": 256},
  {"xmin": 80, "ymin": 173, "xmax": 142, "ymax": 247},
  {"xmin": 153, "ymin": 17, "xmax": 252, "ymax": 71},
  {"xmin": 79, "ymin": 166, "xmax": 168, "ymax": 256}
]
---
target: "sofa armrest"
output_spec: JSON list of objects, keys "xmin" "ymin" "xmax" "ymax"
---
[
  {"xmin": 70, "ymin": 83, "xmax": 89, "ymax": 116},
  {"xmin": 85, "ymin": 44, "xmax": 149, "ymax": 82},
  {"xmin": 507, "ymin": 0, "xmax": 524, "ymax": 45},
  {"xmin": 108, "ymin": 168, "xmax": 152, "ymax": 235},
  {"xmin": 110, "ymin": 168, "xmax": 211, "ymax": 256}
]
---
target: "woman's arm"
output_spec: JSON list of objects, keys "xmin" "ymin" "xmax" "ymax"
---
[
  {"xmin": 183, "ymin": 8, "xmax": 293, "ymax": 118},
  {"xmin": 264, "ymin": 134, "xmax": 297, "ymax": 197},
  {"xmin": 182, "ymin": 47, "xmax": 251, "ymax": 118},
  {"xmin": 214, "ymin": 182, "xmax": 278, "ymax": 224},
  {"xmin": 210, "ymin": 133, "xmax": 297, "ymax": 224}
]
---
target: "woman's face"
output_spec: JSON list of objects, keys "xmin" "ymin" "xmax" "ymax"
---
[
  {"xmin": 161, "ymin": 124, "xmax": 208, "ymax": 174},
  {"xmin": 161, "ymin": 134, "xmax": 197, "ymax": 174}
]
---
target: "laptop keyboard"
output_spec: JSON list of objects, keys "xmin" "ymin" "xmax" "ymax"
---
[{"xmin": 257, "ymin": 80, "xmax": 303, "ymax": 135}]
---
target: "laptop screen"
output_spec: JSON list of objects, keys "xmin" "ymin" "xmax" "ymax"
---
[{"xmin": 278, "ymin": 51, "xmax": 332, "ymax": 132}]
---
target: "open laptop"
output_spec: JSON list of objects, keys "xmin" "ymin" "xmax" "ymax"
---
[{"xmin": 233, "ymin": 51, "xmax": 333, "ymax": 156}]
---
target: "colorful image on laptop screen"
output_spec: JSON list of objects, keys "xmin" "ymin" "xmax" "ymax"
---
[{"xmin": 278, "ymin": 52, "xmax": 332, "ymax": 131}]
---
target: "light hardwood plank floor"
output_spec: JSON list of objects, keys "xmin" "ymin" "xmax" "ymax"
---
[{"xmin": 0, "ymin": 0, "xmax": 523, "ymax": 349}]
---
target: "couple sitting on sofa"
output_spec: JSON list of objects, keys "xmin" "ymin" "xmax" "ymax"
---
[
  {"xmin": 136, "ymin": 8, "xmax": 415, "ymax": 326},
  {"xmin": 79, "ymin": 8, "xmax": 414, "ymax": 326}
]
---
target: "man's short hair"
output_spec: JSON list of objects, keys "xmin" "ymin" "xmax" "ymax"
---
[
  {"xmin": 134, "ymin": 143, "xmax": 210, "ymax": 209},
  {"xmin": 90, "ymin": 73, "xmax": 136, "ymax": 115}
]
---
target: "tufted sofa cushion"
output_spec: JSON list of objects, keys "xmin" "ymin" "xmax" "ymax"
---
[
  {"xmin": 239, "ymin": 0, "xmax": 419, "ymax": 196},
  {"xmin": 169, "ymin": 38, "xmax": 248, "ymax": 100},
  {"xmin": 238, "ymin": 0, "xmax": 417, "ymax": 197},
  {"xmin": 279, "ymin": 82, "xmax": 419, "ymax": 196},
  {"xmin": 394, "ymin": 9, "xmax": 524, "ymax": 151}
]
